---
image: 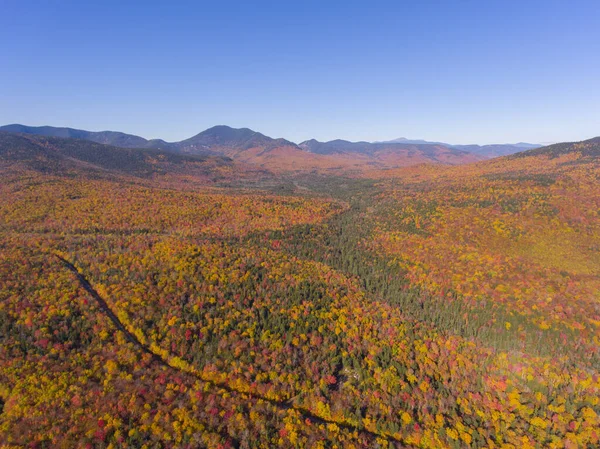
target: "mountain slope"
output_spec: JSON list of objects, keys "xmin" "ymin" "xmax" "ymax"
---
[
  {"xmin": 299, "ymin": 138, "xmax": 483, "ymax": 165},
  {"xmin": 452, "ymin": 143, "xmax": 542, "ymax": 158},
  {"xmin": 0, "ymin": 131, "xmax": 232, "ymax": 178},
  {"xmin": 175, "ymin": 125, "xmax": 300, "ymax": 156},
  {"xmin": 378, "ymin": 137, "xmax": 542, "ymax": 157},
  {"xmin": 511, "ymin": 136, "xmax": 600, "ymax": 159},
  {"xmin": 0, "ymin": 124, "xmax": 174, "ymax": 150}
]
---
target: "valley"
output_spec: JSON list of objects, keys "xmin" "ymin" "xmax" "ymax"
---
[{"xmin": 0, "ymin": 129, "xmax": 598, "ymax": 448}]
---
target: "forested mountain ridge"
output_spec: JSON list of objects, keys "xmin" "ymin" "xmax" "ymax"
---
[
  {"xmin": 0, "ymin": 123, "xmax": 172, "ymax": 150},
  {"xmin": 0, "ymin": 131, "xmax": 234, "ymax": 179},
  {"xmin": 298, "ymin": 138, "xmax": 484, "ymax": 165},
  {"xmin": 2, "ymin": 123, "xmax": 541, "ymax": 169},
  {"xmin": 511, "ymin": 135, "xmax": 600, "ymax": 159},
  {"xmin": 176, "ymin": 125, "xmax": 299, "ymax": 155},
  {"xmin": 369, "ymin": 138, "xmax": 542, "ymax": 158}
]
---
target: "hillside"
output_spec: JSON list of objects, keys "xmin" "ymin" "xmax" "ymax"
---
[
  {"xmin": 0, "ymin": 124, "xmax": 173, "ymax": 150},
  {"xmin": 0, "ymin": 131, "xmax": 234, "ymax": 178},
  {"xmin": 377, "ymin": 137, "xmax": 542, "ymax": 157},
  {"xmin": 511, "ymin": 136, "xmax": 600, "ymax": 159},
  {"xmin": 1, "ymin": 131, "xmax": 599, "ymax": 448},
  {"xmin": 176, "ymin": 125, "xmax": 298, "ymax": 155},
  {"xmin": 0, "ymin": 131, "xmax": 279, "ymax": 190},
  {"xmin": 299, "ymin": 138, "xmax": 483, "ymax": 165}
]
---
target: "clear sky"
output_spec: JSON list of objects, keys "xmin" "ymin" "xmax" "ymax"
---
[{"xmin": 1, "ymin": 0, "xmax": 599, "ymax": 144}]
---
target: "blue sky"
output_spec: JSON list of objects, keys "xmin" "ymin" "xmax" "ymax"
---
[{"xmin": 1, "ymin": 0, "xmax": 599, "ymax": 144}]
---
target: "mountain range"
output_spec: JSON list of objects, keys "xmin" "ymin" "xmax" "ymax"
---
[
  {"xmin": 0, "ymin": 131, "xmax": 236, "ymax": 180},
  {"xmin": 2, "ymin": 126, "xmax": 598, "ymax": 186},
  {"xmin": 377, "ymin": 137, "xmax": 542, "ymax": 158},
  {"xmin": 0, "ymin": 124, "xmax": 543, "ymax": 171}
]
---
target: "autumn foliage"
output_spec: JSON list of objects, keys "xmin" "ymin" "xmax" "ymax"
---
[{"xmin": 1, "ymin": 144, "xmax": 599, "ymax": 448}]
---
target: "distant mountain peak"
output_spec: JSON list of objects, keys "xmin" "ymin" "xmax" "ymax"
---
[
  {"xmin": 177, "ymin": 125, "xmax": 298, "ymax": 155},
  {"xmin": 378, "ymin": 137, "xmax": 448, "ymax": 145}
]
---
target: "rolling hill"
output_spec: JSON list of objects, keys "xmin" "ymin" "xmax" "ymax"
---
[{"xmin": 0, "ymin": 131, "xmax": 241, "ymax": 182}]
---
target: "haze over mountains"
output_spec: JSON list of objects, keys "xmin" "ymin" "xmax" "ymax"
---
[{"xmin": 0, "ymin": 124, "xmax": 542, "ymax": 170}]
